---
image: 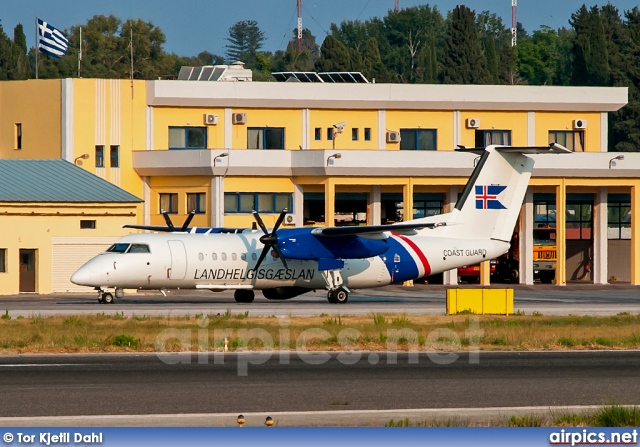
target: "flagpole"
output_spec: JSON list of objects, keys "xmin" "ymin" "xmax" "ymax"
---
[{"xmin": 35, "ymin": 16, "xmax": 39, "ymax": 79}]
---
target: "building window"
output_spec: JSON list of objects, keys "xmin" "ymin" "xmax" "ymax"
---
[
  {"xmin": 566, "ymin": 202, "xmax": 592, "ymax": 240},
  {"xmin": 95, "ymin": 145, "xmax": 104, "ymax": 168},
  {"xmin": 247, "ymin": 128, "xmax": 284, "ymax": 149},
  {"xmin": 224, "ymin": 193, "xmax": 293, "ymax": 213},
  {"xmin": 80, "ymin": 220, "xmax": 96, "ymax": 229},
  {"xmin": 475, "ymin": 130, "xmax": 511, "ymax": 147},
  {"xmin": 0, "ymin": 248, "xmax": 5, "ymax": 273},
  {"xmin": 352, "ymin": 128, "xmax": 359, "ymax": 141},
  {"xmin": 608, "ymin": 198, "xmax": 631, "ymax": 240},
  {"xmin": 15, "ymin": 123, "xmax": 22, "ymax": 150},
  {"xmin": 549, "ymin": 130, "xmax": 585, "ymax": 152},
  {"xmin": 364, "ymin": 128, "xmax": 371, "ymax": 141},
  {"xmin": 400, "ymin": 129, "xmax": 437, "ymax": 150},
  {"xmin": 160, "ymin": 193, "xmax": 178, "ymax": 214},
  {"xmin": 327, "ymin": 128, "xmax": 334, "ymax": 141},
  {"xmin": 169, "ymin": 126, "xmax": 207, "ymax": 149},
  {"xmin": 187, "ymin": 193, "xmax": 206, "ymax": 214},
  {"xmin": 110, "ymin": 145, "xmax": 119, "ymax": 168},
  {"xmin": 412, "ymin": 200, "xmax": 444, "ymax": 219},
  {"xmin": 314, "ymin": 128, "xmax": 321, "ymax": 140}
]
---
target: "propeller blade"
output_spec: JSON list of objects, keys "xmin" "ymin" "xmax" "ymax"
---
[
  {"xmin": 161, "ymin": 212, "xmax": 175, "ymax": 231},
  {"xmin": 252, "ymin": 210, "xmax": 269, "ymax": 235},
  {"xmin": 254, "ymin": 245, "xmax": 270, "ymax": 272},
  {"xmin": 271, "ymin": 208, "xmax": 288, "ymax": 234},
  {"xmin": 271, "ymin": 244, "xmax": 289, "ymax": 269},
  {"xmin": 180, "ymin": 212, "xmax": 195, "ymax": 232}
]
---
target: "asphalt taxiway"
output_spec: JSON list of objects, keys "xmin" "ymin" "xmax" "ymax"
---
[{"xmin": 0, "ymin": 283, "xmax": 638, "ymax": 317}]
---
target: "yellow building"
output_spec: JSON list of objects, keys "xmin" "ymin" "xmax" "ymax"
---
[
  {"xmin": 0, "ymin": 159, "xmax": 141, "ymax": 294},
  {"xmin": 0, "ymin": 76, "xmax": 636, "ymax": 289}
]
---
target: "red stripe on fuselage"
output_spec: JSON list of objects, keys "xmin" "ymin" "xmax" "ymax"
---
[{"xmin": 392, "ymin": 233, "xmax": 432, "ymax": 276}]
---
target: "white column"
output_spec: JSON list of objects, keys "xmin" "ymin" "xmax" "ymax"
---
[
  {"xmin": 527, "ymin": 111, "xmax": 535, "ymax": 146},
  {"xmin": 453, "ymin": 111, "xmax": 461, "ymax": 148},
  {"xmin": 377, "ymin": 110, "xmax": 386, "ymax": 150},
  {"xmin": 593, "ymin": 186, "xmax": 608, "ymax": 284},
  {"xmin": 146, "ymin": 106, "xmax": 153, "ymax": 150},
  {"xmin": 210, "ymin": 176, "xmax": 225, "ymax": 227},
  {"xmin": 142, "ymin": 176, "xmax": 150, "ymax": 226},
  {"xmin": 61, "ymin": 79, "xmax": 74, "ymax": 161},
  {"xmin": 293, "ymin": 181, "xmax": 304, "ymax": 227},
  {"xmin": 301, "ymin": 109, "xmax": 310, "ymax": 150},
  {"xmin": 224, "ymin": 108, "xmax": 232, "ymax": 149},
  {"xmin": 520, "ymin": 187, "xmax": 534, "ymax": 285},
  {"xmin": 600, "ymin": 112, "xmax": 608, "ymax": 152},
  {"xmin": 370, "ymin": 185, "xmax": 381, "ymax": 225},
  {"xmin": 442, "ymin": 185, "xmax": 459, "ymax": 285}
]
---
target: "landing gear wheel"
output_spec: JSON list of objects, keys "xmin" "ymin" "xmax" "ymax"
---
[
  {"xmin": 234, "ymin": 290, "xmax": 255, "ymax": 303},
  {"xmin": 327, "ymin": 291, "xmax": 335, "ymax": 304},
  {"xmin": 101, "ymin": 293, "xmax": 114, "ymax": 304},
  {"xmin": 330, "ymin": 287, "xmax": 349, "ymax": 304},
  {"xmin": 98, "ymin": 297, "xmax": 104, "ymax": 304}
]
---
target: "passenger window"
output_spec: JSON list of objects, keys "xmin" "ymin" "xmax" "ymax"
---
[
  {"xmin": 232, "ymin": 253, "xmax": 237, "ymax": 261},
  {"xmin": 241, "ymin": 253, "xmax": 246, "ymax": 261},
  {"xmin": 252, "ymin": 253, "xmax": 257, "ymax": 261},
  {"xmin": 198, "ymin": 253, "xmax": 204, "ymax": 261},
  {"xmin": 221, "ymin": 253, "xmax": 227, "ymax": 261},
  {"xmin": 212, "ymin": 253, "xmax": 217, "ymax": 261}
]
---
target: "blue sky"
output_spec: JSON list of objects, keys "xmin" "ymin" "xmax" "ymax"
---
[{"xmin": 2, "ymin": 1, "xmax": 639, "ymax": 58}]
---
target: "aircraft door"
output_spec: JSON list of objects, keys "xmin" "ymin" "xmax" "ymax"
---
[{"xmin": 167, "ymin": 241, "xmax": 187, "ymax": 280}]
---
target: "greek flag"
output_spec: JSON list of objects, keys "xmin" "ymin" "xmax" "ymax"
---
[{"xmin": 37, "ymin": 18, "xmax": 68, "ymax": 59}]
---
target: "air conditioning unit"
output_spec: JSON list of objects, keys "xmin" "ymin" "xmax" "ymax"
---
[
  {"xmin": 573, "ymin": 119, "xmax": 587, "ymax": 129},
  {"xmin": 386, "ymin": 131, "xmax": 401, "ymax": 143},
  {"xmin": 232, "ymin": 112, "xmax": 247, "ymax": 124},
  {"xmin": 204, "ymin": 113, "xmax": 218, "ymax": 125},
  {"xmin": 285, "ymin": 214, "xmax": 295, "ymax": 224},
  {"xmin": 466, "ymin": 118, "xmax": 481, "ymax": 129}
]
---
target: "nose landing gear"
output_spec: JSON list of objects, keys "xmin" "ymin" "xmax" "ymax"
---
[
  {"xmin": 327, "ymin": 287, "xmax": 349, "ymax": 304},
  {"xmin": 97, "ymin": 289, "xmax": 114, "ymax": 304}
]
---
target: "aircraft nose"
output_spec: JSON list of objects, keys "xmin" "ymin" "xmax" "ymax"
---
[{"xmin": 70, "ymin": 265, "xmax": 94, "ymax": 286}]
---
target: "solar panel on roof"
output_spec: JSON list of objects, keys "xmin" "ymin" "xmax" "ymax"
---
[
  {"xmin": 189, "ymin": 66, "xmax": 203, "ymax": 80},
  {"xmin": 318, "ymin": 72, "xmax": 369, "ymax": 83},
  {"xmin": 177, "ymin": 67, "xmax": 192, "ymax": 80},
  {"xmin": 272, "ymin": 72, "xmax": 324, "ymax": 82},
  {"xmin": 200, "ymin": 66, "xmax": 214, "ymax": 81}
]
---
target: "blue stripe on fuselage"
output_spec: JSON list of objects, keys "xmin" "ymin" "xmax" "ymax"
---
[{"xmin": 380, "ymin": 236, "xmax": 419, "ymax": 283}]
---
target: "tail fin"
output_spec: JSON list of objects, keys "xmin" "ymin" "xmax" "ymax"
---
[{"xmin": 446, "ymin": 143, "xmax": 570, "ymax": 241}]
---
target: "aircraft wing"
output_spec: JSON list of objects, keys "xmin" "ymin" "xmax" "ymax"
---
[
  {"xmin": 456, "ymin": 142, "xmax": 571, "ymax": 154},
  {"xmin": 311, "ymin": 222, "xmax": 444, "ymax": 237},
  {"xmin": 122, "ymin": 224, "xmax": 181, "ymax": 232}
]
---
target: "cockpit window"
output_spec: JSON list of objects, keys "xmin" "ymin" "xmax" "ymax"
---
[
  {"xmin": 128, "ymin": 244, "xmax": 151, "ymax": 253},
  {"xmin": 107, "ymin": 243, "xmax": 130, "ymax": 253}
]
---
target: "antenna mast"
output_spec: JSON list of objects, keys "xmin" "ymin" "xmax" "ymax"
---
[
  {"xmin": 511, "ymin": 0, "xmax": 517, "ymax": 46},
  {"xmin": 297, "ymin": 0, "xmax": 303, "ymax": 51},
  {"xmin": 395, "ymin": 0, "xmax": 399, "ymax": 12}
]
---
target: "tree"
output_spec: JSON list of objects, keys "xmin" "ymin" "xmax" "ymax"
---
[
  {"xmin": 441, "ymin": 5, "xmax": 490, "ymax": 84},
  {"xmin": 570, "ymin": 5, "xmax": 609, "ymax": 86},
  {"xmin": 314, "ymin": 35, "xmax": 351, "ymax": 72},
  {"xmin": 274, "ymin": 28, "xmax": 320, "ymax": 72},
  {"xmin": 498, "ymin": 42, "xmax": 518, "ymax": 84},
  {"xmin": 10, "ymin": 24, "xmax": 29, "ymax": 79},
  {"xmin": 362, "ymin": 37, "xmax": 391, "ymax": 82},
  {"xmin": 225, "ymin": 20, "xmax": 265, "ymax": 68}
]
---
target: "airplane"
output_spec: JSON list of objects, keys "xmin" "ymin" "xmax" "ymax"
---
[{"xmin": 71, "ymin": 144, "xmax": 570, "ymax": 304}]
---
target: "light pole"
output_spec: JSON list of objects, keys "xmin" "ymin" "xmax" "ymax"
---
[
  {"xmin": 214, "ymin": 152, "xmax": 228, "ymax": 167},
  {"xmin": 609, "ymin": 155, "xmax": 624, "ymax": 169},
  {"xmin": 74, "ymin": 153, "xmax": 90, "ymax": 165},
  {"xmin": 326, "ymin": 153, "xmax": 342, "ymax": 166}
]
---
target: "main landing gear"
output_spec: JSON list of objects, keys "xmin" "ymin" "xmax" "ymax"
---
[
  {"xmin": 327, "ymin": 287, "xmax": 349, "ymax": 304},
  {"xmin": 234, "ymin": 289, "xmax": 255, "ymax": 303}
]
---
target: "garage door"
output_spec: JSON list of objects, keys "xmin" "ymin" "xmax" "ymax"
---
[{"xmin": 52, "ymin": 237, "xmax": 117, "ymax": 292}]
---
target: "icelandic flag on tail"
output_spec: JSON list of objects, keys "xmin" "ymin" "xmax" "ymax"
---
[
  {"xmin": 37, "ymin": 18, "xmax": 68, "ymax": 59},
  {"xmin": 475, "ymin": 185, "xmax": 506, "ymax": 209}
]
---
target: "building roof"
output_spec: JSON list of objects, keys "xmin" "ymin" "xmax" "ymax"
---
[
  {"xmin": 148, "ymin": 81, "xmax": 627, "ymax": 112},
  {"xmin": 0, "ymin": 159, "xmax": 142, "ymax": 203}
]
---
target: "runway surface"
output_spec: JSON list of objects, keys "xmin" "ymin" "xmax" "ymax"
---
[
  {"xmin": 1, "ymin": 284, "xmax": 638, "ymax": 317},
  {"xmin": 0, "ymin": 351, "xmax": 639, "ymax": 418}
]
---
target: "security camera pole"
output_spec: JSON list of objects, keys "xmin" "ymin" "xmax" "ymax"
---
[{"xmin": 332, "ymin": 122, "xmax": 346, "ymax": 151}]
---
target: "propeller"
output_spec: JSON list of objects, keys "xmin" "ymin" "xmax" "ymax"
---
[
  {"xmin": 252, "ymin": 208, "xmax": 288, "ymax": 271},
  {"xmin": 162, "ymin": 210, "xmax": 195, "ymax": 232}
]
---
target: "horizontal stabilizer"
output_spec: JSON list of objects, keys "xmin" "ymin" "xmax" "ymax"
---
[
  {"xmin": 456, "ymin": 142, "xmax": 571, "ymax": 154},
  {"xmin": 123, "ymin": 224, "xmax": 185, "ymax": 232}
]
